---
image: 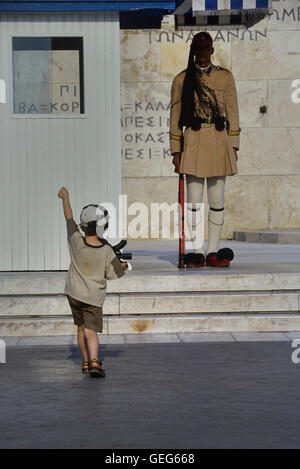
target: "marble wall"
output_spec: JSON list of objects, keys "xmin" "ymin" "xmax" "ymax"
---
[{"xmin": 120, "ymin": 1, "xmax": 300, "ymax": 239}]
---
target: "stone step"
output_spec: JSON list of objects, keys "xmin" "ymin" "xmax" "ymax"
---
[
  {"xmin": 1, "ymin": 313, "xmax": 300, "ymax": 336},
  {"xmin": 1, "ymin": 270, "xmax": 299, "ymax": 336},
  {"xmin": 1, "ymin": 271, "xmax": 300, "ymax": 294},
  {"xmin": 0, "ymin": 291, "xmax": 299, "ymax": 317},
  {"xmin": 233, "ymin": 229, "xmax": 300, "ymax": 244}
]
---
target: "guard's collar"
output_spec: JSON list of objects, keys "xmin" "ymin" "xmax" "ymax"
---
[{"xmin": 195, "ymin": 62, "xmax": 213, "ymax": 76}]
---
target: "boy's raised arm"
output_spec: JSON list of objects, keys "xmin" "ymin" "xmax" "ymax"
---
[{"xmin": 57, "ymin": 187, "xmax": 73, "ymax": 221}]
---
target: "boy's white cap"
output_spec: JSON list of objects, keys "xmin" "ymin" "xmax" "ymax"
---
[{"xmin": 80, "ymin": 204, "xmax": 109, "ymax": 238}]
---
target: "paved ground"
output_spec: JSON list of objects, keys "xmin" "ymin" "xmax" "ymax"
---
[
  {"xmin": 1, "ymin": 240, "xmax": 300, "ymax": 449},
  {"xmin": 1, "ymin": 336, "xmax": 300, "ymax": 449}
]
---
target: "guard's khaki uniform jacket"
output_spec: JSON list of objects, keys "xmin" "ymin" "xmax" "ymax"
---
[{"xmin": 169, "ymin": 62, "xmax": 240, "ymax": 178}]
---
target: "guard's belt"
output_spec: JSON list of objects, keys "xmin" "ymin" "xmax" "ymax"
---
[{"xmin": 189, "ymin": 116, "xmax": 226, "ymax": 131}]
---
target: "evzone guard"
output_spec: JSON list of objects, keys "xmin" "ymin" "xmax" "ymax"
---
[{"xmin": 169, "ymin": 31, "xmax": 241, "ymax": 268}]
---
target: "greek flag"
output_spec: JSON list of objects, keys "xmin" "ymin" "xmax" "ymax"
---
[{"xmin": 174, "ymin": 0, "xmax": 273, "ymax": 29}]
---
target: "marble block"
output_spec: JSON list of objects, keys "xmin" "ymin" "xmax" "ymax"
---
[
  {"xmin": 0, "ymin": 295, "xmax": 119, "ymax": 316},
  {"xmin": 119, "ymin": 292, "xmax": 298, "ymax": 314},
  {"xmin": 267, "ymin": 0, "xmax": 300, "ymax": 31},
  {"xmin": 237, "ymin": 80, "xmax": 268, "ymax": 128},
  {"xmin": 237, "ymin": 128, "xmax": 300, "ymax": 175},
  {"xmin": 268, "ymin": 79, "xmax": 300, "ymax": 127},
  {"xmin": 232, "ymin": 30, "xmax": 300, "ymax": 79},
  {"xmin": 122, "ymin": 150, "xmax": 163, "ymax": 178},
  {"xmin": 120, "ymin": 31, "xmax": 160, "ymax": 82},
  {"xmin": 107, "ymin": 314, "xmax": 300, "ymax": 334},
  {"xmin": 222, "ymin": 175, "xmax": 269, "ymax": 238},
  {"xmin": 122, "ymin": 176, "xmax": 178, "ymax": 239},
  {"xmin": 269, "ymin": 175, "xmax": 300, "ymax": 229}
]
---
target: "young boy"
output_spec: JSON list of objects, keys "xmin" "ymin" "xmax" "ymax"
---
[{"xmin": 57, "ymin": 186, "xmax": 127, "ymax": 378}]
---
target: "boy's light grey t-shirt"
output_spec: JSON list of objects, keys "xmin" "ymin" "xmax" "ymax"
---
[{"xmin": 64, "ymin": 218, "xmax": 125, "ymax": 307}]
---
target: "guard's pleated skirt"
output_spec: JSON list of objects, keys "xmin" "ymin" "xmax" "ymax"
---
[{"xmin": 179, "ymin": 125, "xmax": 238, "ymax": 178}]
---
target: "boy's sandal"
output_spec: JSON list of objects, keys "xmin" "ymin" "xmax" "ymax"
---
[
  {"xmin": 89, "ymin": 358, "xmax": 106, "ymax": 378},
  {"xmin": 82, "ymin": 361, "xmax": 90, "ymax": 374}
]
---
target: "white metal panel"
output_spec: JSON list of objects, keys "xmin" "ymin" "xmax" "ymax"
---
[{"xmin": 0, "ymin": 11, "xmax": 121, "ymax": 271}]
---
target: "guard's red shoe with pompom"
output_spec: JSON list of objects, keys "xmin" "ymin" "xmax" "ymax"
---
[
  {"xmin": 206, "ymin": 248, "xmax": 234, "ymax": 267},
  {"xmin": 184, "ymin": 253, "xmax": 206, "ymax": 268}
]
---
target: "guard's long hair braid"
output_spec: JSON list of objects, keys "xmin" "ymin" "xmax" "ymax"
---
[{"xmin": 179, "ymin": 45, "xmax": 221, "ymax": 129}]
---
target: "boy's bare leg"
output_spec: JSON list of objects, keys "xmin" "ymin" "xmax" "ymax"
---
[
  {"xmin": 77, "ymin": 325, "xmax": 89, "ymax": 362},
  {"xmin": 84, "ymin": 328, "xmax": 100, "ymax": 367}
]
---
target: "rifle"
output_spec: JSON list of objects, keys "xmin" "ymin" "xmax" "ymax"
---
[
  {"xmin": 99, "ymin": 238, "xmax": 132, "ymax": 269},
  {"xmin": 178, "ymin": 173, "xmax": 185, "ymax": 268}
]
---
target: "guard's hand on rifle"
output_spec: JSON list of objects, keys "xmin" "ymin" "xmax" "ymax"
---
[{"xmin": 172, "ymin": 153, "xmax": 181, "ymax": 174}]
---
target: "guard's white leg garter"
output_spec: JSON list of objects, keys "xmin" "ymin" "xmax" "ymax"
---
[{"xmin": 207, "ymin": 176, "xmax": 226, "ymax": 254}]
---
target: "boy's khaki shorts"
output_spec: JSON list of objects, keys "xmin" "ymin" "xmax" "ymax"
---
[{"xmin": 67, "ymin": 295, "xmax": 103, "ymax": 333}]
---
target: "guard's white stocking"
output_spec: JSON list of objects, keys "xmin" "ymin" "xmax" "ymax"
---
[
  {"xmin": 207, "ymin": 176, "xmax": 226, "ymax": 254},
  {"xmin": 186, "ymin": 175, "xmax": 205, "ymax": 254}
]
